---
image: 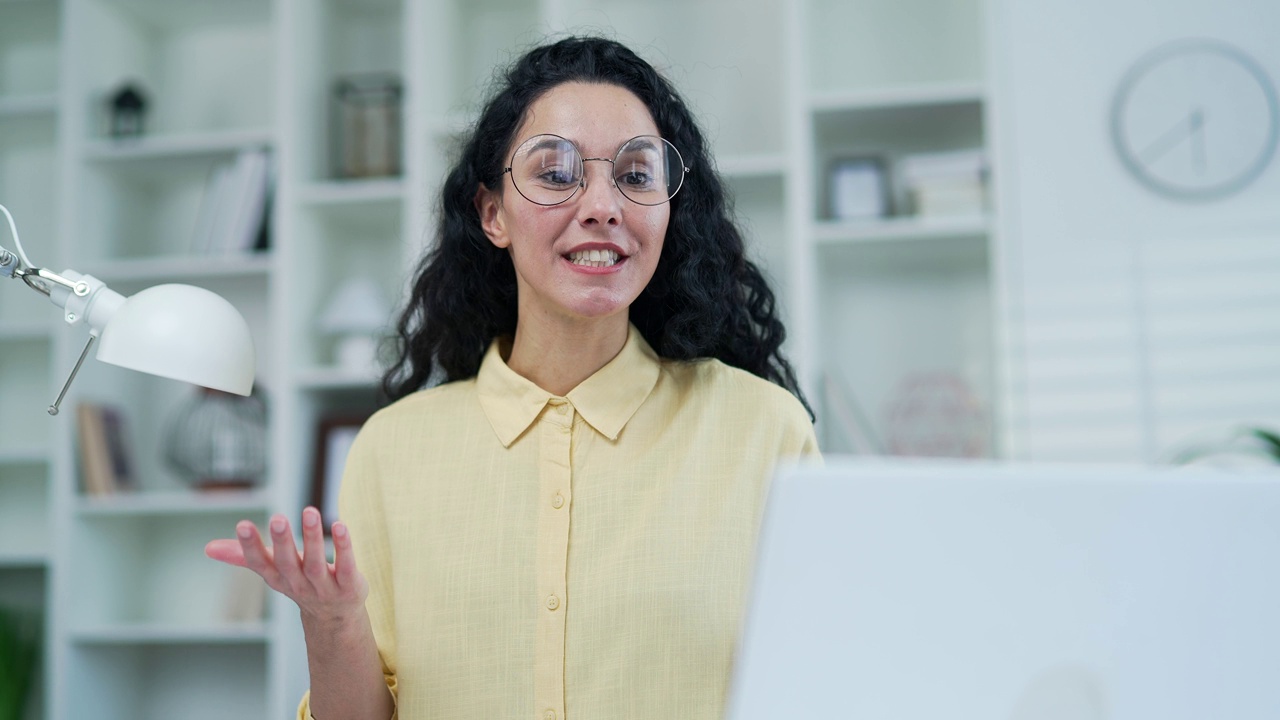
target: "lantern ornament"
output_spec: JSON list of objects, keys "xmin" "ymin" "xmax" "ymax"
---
[{"xmin": 109, "ymin": 82, "xmax": 148, "ymax": 138}]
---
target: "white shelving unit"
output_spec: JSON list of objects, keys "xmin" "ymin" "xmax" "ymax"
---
[
  {"xmin": 1, "ymin": 0, "xmax": 1001, "ymax": 717},
  {"xmin": 0, "ymin": 2, "xmax": 61, "ymax": 720}
]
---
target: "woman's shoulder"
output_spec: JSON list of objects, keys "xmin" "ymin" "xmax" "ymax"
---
[
  {"xmin": 659, "ymin": 357, "xmax": 811, "ymax": 428},
  {"xmin": 360, "ymin": 377, "xmax": 480, "ymax": 436}
]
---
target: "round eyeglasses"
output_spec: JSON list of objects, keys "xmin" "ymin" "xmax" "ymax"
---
[{"xmin": 502, "ymin": 134, "xmax": 689, "ymax": 207}]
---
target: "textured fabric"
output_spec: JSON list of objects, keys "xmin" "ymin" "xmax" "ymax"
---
[{"xmin": 298, "ymin": 324, "xmax": 819, "ymax": 720}]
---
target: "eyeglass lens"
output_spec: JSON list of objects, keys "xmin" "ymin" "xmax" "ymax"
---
[{"xmin": 508, "ymin": 134, "xmax": 686, "ymax": 206}]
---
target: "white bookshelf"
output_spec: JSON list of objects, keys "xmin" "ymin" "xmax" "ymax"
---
[
  {"xmin": 0, "ymin": 4, "xmax": 60, "ymax": 719},
  {"xmin": 2, "ymin": 0, "xmax": 1006, "ymax": 717}
]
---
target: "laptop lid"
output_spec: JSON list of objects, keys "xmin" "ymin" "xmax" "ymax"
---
[{"xmin": 726, "ymin": 459, "xmax": 1280, "ymax": 720}]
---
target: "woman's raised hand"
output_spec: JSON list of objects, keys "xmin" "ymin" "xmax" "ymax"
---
[{"xmin": 205, "ymin": 506, "xmax": 368, "ymax": 622}]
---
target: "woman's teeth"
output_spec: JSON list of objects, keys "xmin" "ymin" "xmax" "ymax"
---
[{"xmin": 568, "ymin": 249, "xmax": 620, "ymax": 267}]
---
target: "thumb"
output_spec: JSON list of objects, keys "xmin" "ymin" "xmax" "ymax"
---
[{"xmin": 205, "ymin": 539, "xmax": 250, "ymax": 567}]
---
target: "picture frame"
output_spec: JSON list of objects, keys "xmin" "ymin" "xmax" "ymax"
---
[
  {"xmin": 827, "ymin": 156, "xmax": 890, "ymax": 220},
  {"xmin": 310, "ymin": 413, "xmax": 372, "ymax": 535}
]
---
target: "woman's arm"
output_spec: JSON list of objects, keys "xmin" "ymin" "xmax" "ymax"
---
[{"xmin": 206, "ymin": 509, "xmax": 394, "ymax": 720}]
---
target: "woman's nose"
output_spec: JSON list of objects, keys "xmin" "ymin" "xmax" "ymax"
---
[{"xmin": 577, "ymin": 159, "xmax": 622, "ymax": 226}]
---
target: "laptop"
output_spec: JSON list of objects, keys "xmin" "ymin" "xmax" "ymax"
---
[{"xmin": 726, "ymin": 459, "xmax": 1280, "ymax": 719}]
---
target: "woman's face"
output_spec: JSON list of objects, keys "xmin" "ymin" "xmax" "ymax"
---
[{"xmin": 476, "ymin": 82, "xmax": 670, "ymax": 325}]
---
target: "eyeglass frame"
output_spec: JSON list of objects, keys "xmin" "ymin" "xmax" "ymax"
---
[{"xmin": 501, "ymin": 133, "xmax": 691, "ymax": 207}]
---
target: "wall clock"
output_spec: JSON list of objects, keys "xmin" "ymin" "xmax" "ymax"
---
[{"xmin": 1110, "ymin": 38, "xmax": 1279, "ymax": 201}]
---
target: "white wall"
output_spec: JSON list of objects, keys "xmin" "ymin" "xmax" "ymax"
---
[{"xmin": 990, "ymin": 0, "xmax": 1280, "ymax": 461}]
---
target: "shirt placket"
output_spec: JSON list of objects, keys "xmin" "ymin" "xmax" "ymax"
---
[{"xmin": 535, "ymin": 398, "xmax": 574, "ymax": 720}]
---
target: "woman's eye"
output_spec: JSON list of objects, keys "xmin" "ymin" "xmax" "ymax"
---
[
  {"xmin": 537, "ymin": 168, "xmax": 578, "ymax": 186},
  {"xmin": 617, "ymin": 168, "xmax": 654, "ymax": 188}
]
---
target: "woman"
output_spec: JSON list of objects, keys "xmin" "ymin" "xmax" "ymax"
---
[{"xmin": 207, "ymin": 36, "xmax": 818, "ymax": 720}]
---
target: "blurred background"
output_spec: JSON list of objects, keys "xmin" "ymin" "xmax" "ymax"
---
[{"xmin": 0, "ymin": 0, "xmax": 1276, "ymax": 717}]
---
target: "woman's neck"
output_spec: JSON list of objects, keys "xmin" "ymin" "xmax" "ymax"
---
[{"xmin": 505, "ymin": 312, "xmax": 630, "ymax": 396}]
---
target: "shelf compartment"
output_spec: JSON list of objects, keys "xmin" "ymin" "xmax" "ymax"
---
[
  {"xmin": 65, "ymin": 273, "xmax": 273, "ymax": 495},
  {"xmin": 812, "ymin": 99, "xmax": 986, "ymax": 221},
  {"xmin": 75, "ymin": 141, "xmax": 275, "ymax": 263},
  {"xmin": 417, "ymin": 0, "xmax": 540, "ymax": 122},
  {"xmin": 290, "ymin": 202, "xmax": 403, "ymax": 371},
  {"xmin": 0, "ymin": 0, "xmax": 61, "ymax": 99},
  {"xmin": 75, "ymin": 0, "xmax": 275, "ymax": 140},
  {"xmin": 553, "ymin": 0, "xmax": 787, "ymax": 157},
  {"xmin": 0, "ymin": 458, "xmax": 49, "ymax": 561},
  {"xmin": 0, "ymin": 337, "xmax": 53, "ymax": 451},
  {"xmin": 68, "ymin": 512, "xmax": 271, "ymax": 629},
  {"xmin": 806, "ymin": 0, "xmax": 984, "ymax": 95},
  {"xmin": 291, "ymin": 0, "xmax": 406, "ymax": 183},
  {"xmin": 816, "ymin": 239, "xmax": 994, "ymax": 457},
  {"xmin": 66, "ymin": 643, "xmax": 267, "ymax": 720}
]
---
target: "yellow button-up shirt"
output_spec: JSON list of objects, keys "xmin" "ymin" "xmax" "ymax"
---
[{"xmin": 299, "ymin": 325, "xmax": 818, "ymax": 720}]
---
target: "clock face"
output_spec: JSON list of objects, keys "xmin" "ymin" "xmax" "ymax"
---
[{"xmin": 1111, "ymin": 38, "xmax": 1279, "ymax": 201}]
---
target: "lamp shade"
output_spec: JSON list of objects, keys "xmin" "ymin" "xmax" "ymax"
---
[
  {"xmin": 317, "ymin": 277, "xmax": 390, "ymax": 334},
  {"xmin": 95, "ymin": 284, "xmax": 255, "ymax": 396}
]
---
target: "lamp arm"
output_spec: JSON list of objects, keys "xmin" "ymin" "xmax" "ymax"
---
[{"xmin": 3, "ymin": 242, "xmax": 128, "ymax": 415}]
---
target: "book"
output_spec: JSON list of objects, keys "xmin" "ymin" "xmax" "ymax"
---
[
  {"xmin": 190, "ymin": 163, "xmax": 230, "ymax": 255},
  {"xmin": 191, "ymin": 148, "xmax": 271, "ymax": 256},
  {"xmin": 75, "ymin": 403, "xmax": 133, "ymax": 495},
  {"xmin": 76, "ymin": 404, "xmax": 113, "ymax": 496},
  {"xmin": 222, "ymin": 148, "xmax": 270, "ymax": 255}
]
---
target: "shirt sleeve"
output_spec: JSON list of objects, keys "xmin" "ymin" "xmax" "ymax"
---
[{"xmin": 297, "ymin": 419, "xmax": 400, "ymax": 720}]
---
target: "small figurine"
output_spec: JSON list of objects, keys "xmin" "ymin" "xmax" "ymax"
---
[{"xmin": 109, "ymin": 82, "xmax": 148, "ymax": 138}]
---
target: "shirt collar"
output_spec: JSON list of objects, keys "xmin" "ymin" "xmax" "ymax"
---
[{"xmin": 476, "ymin": 324, "xmax": 662, "ymax": 447}]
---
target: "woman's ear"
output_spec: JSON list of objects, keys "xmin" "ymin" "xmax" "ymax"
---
[{"xmin": 474, "ymin": 185, "xmax": 510, "ymax": 249}]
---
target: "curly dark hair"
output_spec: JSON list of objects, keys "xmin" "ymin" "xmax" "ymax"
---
[{"xmin": 382, "ymin": 35, "xmax": 812, "ymax": 419}]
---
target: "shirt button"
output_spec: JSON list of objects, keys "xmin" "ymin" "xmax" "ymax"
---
[
  {"xmin": 552, "ymin": 494, "xmax": 565, "ymax": 509},
  {"xmin": 546, "ymin": 594, "xmax": 560, "ymax": 611},
  {"xmin": 545, "ymin": 711, "xmax": 557, "ymax": 720}
]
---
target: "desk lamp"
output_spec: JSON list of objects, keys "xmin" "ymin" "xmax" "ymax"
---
[{"xmin": 0, "ymin": 204, "xmax": 255, "ymax": 414}]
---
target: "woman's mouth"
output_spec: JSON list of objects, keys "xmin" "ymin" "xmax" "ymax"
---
[{"xmin": 566, "ymin": 249, "xmax": 621, "ymax": 268}]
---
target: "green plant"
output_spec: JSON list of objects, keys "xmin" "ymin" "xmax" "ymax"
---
[
  {"xmin": 0, "ymin": 606, "xmax": 40, "ymax": 720},
  {"xmin": 1171, "ymin": 425, "xmax": 1280, "ymax": 466}
]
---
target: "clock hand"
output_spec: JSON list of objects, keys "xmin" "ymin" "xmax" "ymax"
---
[
  {"xmin": 1137, "ymin": 110, "xmax": 1198, "ymax": 166},
  {"xmin": 1190, "ymin": 107, "xmax": 1207, "ymax": 175}
]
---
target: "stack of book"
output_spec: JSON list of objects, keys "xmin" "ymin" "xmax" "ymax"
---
[
  {"xmin": 76, "ymin": 403, "xmax": 134, "ymax": 496},
  {"xmin": 897, "ymin": 149, "xmax": 988, "ymax": 218},
  {"xmin": 191, "ymin": 148, "xmax": 272, "ymax": 256}
]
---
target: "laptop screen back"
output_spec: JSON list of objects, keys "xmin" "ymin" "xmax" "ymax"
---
[{"xmin": 727, "ymin": 460, "xmax": 1280, "ymax": 720}]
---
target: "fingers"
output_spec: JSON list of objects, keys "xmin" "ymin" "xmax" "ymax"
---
[
  {"xmin": 331, "ymin": 521, "xmax": 359, "ymax": 590},
  {"xmin": 268, "ymin": 514, "xmax": 305, "ymax": 589},
  {"xmin": 235, "ymin": 520, "xmax": 282, "ymax": 588},
  {"xmin": 300, "ymin": 507, "xmax": 329, "ymax": 586}
]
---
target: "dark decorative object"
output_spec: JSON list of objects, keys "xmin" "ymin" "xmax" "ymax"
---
[
  {"xmin": 163, "ymin": 387, "xmax": 268, "ymax": 490},
  {"xmin": 331, "ymin": 73, "xmax": 403, "ymax": 178},
  {"xmin": 108, "ymin": 82, "xmax": 148, "ymax": 138},
  {"xmin": 310, "ymin": 413, "xmax": 372, "ymax": 534}
]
